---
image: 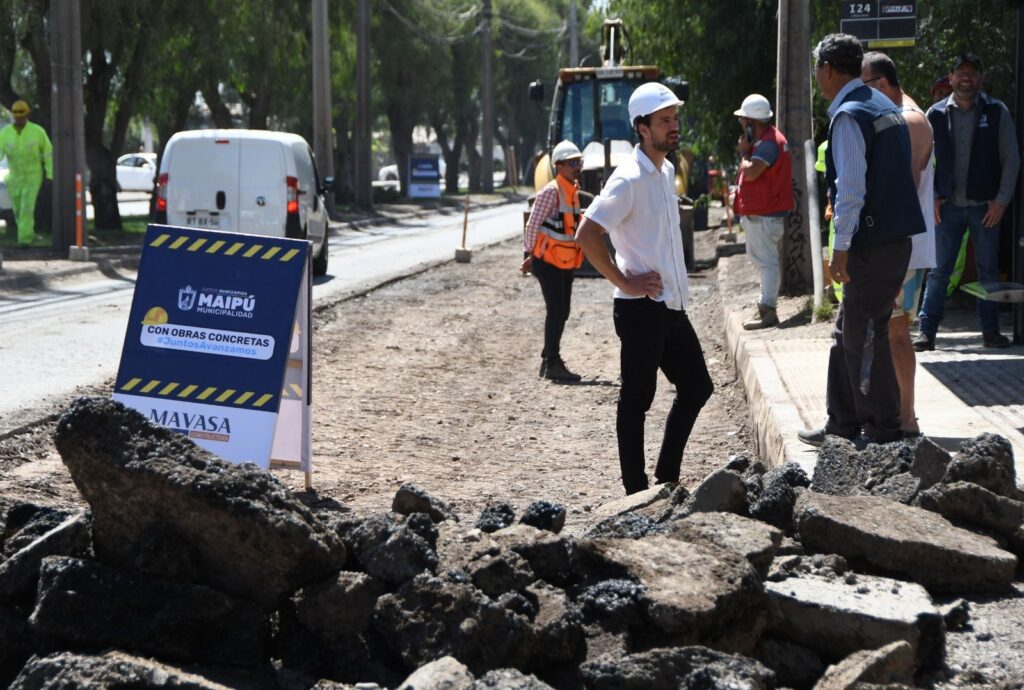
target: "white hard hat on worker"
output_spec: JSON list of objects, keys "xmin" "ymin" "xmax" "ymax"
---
[
  {"xmin": 628, "ymin": 82, "xmax": 684, "ymax": 123},
  {"xmin": 733, "ymin": 94, "xmax": 773, "ymax": 121},
  {"xmin": 551, "ymin": 140, "xmax": 583, "ymax": 164}
]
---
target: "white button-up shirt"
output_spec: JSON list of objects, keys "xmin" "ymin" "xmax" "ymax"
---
[{"xmin": 583, "ymin": 145, "xmax": 689, "ymax": 310}]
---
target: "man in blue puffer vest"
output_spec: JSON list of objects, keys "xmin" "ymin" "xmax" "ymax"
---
[
  {"xmin": 798, "ymin": 33, "xmax": 926, "ymax": 448},
  {"xmin": 914, "ymin": 52, "xmax": 1020, "ymax": 351}
]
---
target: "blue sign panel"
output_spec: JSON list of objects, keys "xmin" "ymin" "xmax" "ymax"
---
[
  {"xmin": 114, "ymin": 224, "xmax": 309, "ymax": 467},
  {"xmin": 409, "ymin": 154, "xmax": 442, "ymax": 198}
]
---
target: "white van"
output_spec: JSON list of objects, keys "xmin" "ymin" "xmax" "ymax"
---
[{"xmin": 154, "ymin": 129, "xmax": 332, "ymax": 275}]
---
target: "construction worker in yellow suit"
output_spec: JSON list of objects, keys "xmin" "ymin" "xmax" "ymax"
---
[{"xmin": 0, "ymin": 100, "xmax": 53, "ymax": 246}]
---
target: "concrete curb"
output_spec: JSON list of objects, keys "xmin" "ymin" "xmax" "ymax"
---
[
  {"xmin": 718, "ymin": 252, "xmax": 816, "ymax": 475},
  {"xmin": 0, "ymin": 254, "xmax": 141, "ymax": 293}
]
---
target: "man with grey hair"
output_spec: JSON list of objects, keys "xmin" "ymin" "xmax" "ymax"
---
[{"xmin": 798, "ymin": 33, "xmax": 925, "ymax": 448}]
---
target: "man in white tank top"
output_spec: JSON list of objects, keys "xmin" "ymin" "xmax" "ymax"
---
[{"xmin": 861, "ymin": 52, "xmax": 936, "ymax": 437}]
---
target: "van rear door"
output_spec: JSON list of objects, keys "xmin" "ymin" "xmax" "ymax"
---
[
  {"xmin": 166, "ymin": 135, "xmax": 240, "ymax": 231},
  {"xmin": 239, "ymin": 138, "xmax": 288, "ymax": 237}
]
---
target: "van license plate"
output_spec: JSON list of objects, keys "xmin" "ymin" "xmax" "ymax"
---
[{"xmin": 186, "ymin": 215, "xmax": 220, "ymax": 228}]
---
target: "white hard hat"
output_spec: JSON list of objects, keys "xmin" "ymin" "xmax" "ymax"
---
[
  {"xmin": 733, "ymin": 94, "xmax": 773, "ymax": 120},
  {"xmin": 551, "ymin": 140, "xmax": 583, "ymax": 163},
  {"xmin": 628, "ymin": 82, "xmax": 684, "ymax": 122}
]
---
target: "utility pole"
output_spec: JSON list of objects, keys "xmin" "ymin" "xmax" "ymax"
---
[
  {"xmin": 568, "ymin": 0, "xmax": 578, "ymax": 68},
  {"xmin": 312, "ymin": 0, "xmax": 336, "ymax": 217},
  {"xmin": 50, "ymin": 0, "xmax": 86, "ymax": 259},
  {"xmin": 354, "ymin": 0, "xmax": 372, "ymax": 209},
  {"xmin": 481, "ymin": 0, "xmax": 494, "ymax": 193},
  {"xmin": 776, "ymin": 0, "xmax": 813, "ymax": 290},
  {"xmin": 1014, "ymin": 4, "xmax": 1024, "ymax": 344}
]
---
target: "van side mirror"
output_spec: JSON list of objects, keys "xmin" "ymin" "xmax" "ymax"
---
[
  {"xmin": 663, "ymin": 76, "xmax": 690, "ymax": 103},
  {"xmin": 322, "ymin": 176, "xmax": 335, "ymax": 193},
  {"xmin": 529, "ymin": 80, "xmax": 544, "ymax": 102}
]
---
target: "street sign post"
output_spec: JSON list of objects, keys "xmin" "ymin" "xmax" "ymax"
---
[
  {"xmin": 841, "ymin": 1, "xmax": 917, "ymax": 48},
  {"xmin": 114, "ymin": 225, "xmax": 313, "ymax": 485}
]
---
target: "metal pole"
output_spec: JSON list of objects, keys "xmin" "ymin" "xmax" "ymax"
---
[
  {"xmin": 354, "ymin": 0, "xmax": 373, "ymax": 209},
  {"xmin": 312, "ymin": 0, "xmax": 336, "ymax": 217},
  {"xmin": 481, "ymin": 0, "xmax": 494, "ymax": 193},
  {"xmin": 568, "ymin": 0, "xmax": 578, "ymax": 68},
  {"xmin": 804, "ymin": 139, "xmax": 824, "ymax": 312},
  {"xmin": 1014, "ymin": 6, "xmax": 1024, "ymax": 344},
  {"xmin": 776, "ymin": 0, "xmax": 813, "ymax": 291},
  {"xmin": 50, "ymin": 0, "xmax": 72, "ymax": 253}
]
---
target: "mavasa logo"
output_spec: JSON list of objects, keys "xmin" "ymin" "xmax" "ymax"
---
[{"xmin": 150, "ymin": 409, "xmax": 232, "ymax": 442}]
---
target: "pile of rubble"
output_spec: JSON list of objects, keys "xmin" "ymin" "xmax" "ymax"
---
[{"xmin": 0, "ymin": 397, "xmax": 1021, "ymax": 689}]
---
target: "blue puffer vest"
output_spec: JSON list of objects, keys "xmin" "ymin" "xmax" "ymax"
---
[
  {"xmin": 928, "ymin": 92, "xmax": 1004, "ymax": 201},
  {"xmin": 825, "ymin": 84, "xmax": 925, "ymax": 251}
]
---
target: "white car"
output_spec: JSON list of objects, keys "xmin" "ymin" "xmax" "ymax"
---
[
  {"xmin": 116, "ymin": 152, "xmax": 158, "ymax": 192},
  {"xmin": 0, "ymin": 167, "xmax": 13, "ymax": 228}
]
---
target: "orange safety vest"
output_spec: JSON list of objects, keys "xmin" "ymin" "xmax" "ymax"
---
[{"xmin": 533, "ymin": 176, "xmax": 584, "ymax": 269}]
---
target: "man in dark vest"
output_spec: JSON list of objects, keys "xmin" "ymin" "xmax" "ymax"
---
[
  {"xmin": 914, "ymin": 52, "xmax": 1020, "ymax": 351},
  {"xmin": 733, "ymin": 93, "xmax": 795, "ymax": 330},
  {"xmin": 798, "ymin": 33, "xmax": 926, "ymax": 447}
]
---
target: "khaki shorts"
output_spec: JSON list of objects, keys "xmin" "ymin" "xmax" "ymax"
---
[{"xmin": 892, "ymin": 268, "xmax": 925, "ymax": 319}]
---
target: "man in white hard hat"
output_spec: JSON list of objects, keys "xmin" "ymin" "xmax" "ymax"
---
[
  {"xmin": 732, "ymin": 93, "xmax": 794, "ymax": 329},
  {"xmin": 521, "ymin": 139, "xmax": 586, "ymax": 382},
  {"xmin": 575, "ymin": 82, "xmax": 713, "ymax": 495}
]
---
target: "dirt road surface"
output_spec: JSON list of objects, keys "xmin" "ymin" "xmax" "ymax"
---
[{"xmin": 0, "ymin": 229, "xmax": 752, "ymax": 534}]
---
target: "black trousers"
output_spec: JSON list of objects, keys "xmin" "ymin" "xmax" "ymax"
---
[
  {"xmin": 825, "ymin": 238, "xmax": 911, "ymax": 442},
  {"xmin": 532, "ymin": 257, "xmax": 574, "ymax": 361},
  {"xmin": 613, "ymin": 298, "xmax": 714, "ymax": 494}
]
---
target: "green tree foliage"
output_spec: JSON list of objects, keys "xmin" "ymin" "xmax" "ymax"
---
[{"xmin": 609, "ymin": 0, "xmax": 778, "ymax": 161}]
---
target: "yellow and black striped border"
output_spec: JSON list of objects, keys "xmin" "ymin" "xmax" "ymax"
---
[
  {"xmin": 148, "ymin": 233, "xmax": 303, "ymax": 263},
  {"xmin": 119, "ymin": 377, "xmax": 278, "ymax": 410},
  {"xmin": 280, "ymin": 383, "xmax": 304, "ymax": 401}
]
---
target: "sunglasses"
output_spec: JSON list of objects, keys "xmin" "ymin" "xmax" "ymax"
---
[{"xmin": 560, "ymin": 159, "xmax": 583, "ymax": 169}]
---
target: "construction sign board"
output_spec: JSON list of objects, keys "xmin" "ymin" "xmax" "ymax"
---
[
  {"xmin": 841, "ymin": 1, "xmax": 917, "ymax": 48},
  {"xmin": 114, "ymin": 225, "xmax": 312, "ymax": 477}
]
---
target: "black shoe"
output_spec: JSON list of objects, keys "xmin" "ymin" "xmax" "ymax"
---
[
  {"xmin": 797, "ymin": 427, "xmax": 828, "ymax": 447},
  {"xmin": 912, "ymin": 333, "xmax": 935, "ymax": 352},
  {"xmin": 544, "ymin": 358, "xmax": 582, "ymax": 383},
  {"xmin": 983, "ymin": 331, "xmax": 1010, "ymax": 348},
  {"xmin": 538, "ymin": 359, "xmax": 547, "ymax": 377}
]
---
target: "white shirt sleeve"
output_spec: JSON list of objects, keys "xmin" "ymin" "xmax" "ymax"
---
[{"xmin": 584, "ymin": 174, "xmax": 634, "ymax": 231}]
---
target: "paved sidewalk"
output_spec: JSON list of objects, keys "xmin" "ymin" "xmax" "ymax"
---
[
  {"xmin": 717, "ymin": 217, "xmax": 1024, "ymax": 480},
  {"xmin": 0, "ymin": 193, "xmax": 522, "ymax": 293}
]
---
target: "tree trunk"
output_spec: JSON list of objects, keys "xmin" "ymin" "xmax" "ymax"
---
[
  {"xmin": 431, "ymin": 114, "xmax": 462, "ymax": 195},
  {"xmin": 202, "ymin": 84, "xmax": 234, "ymax": 129},
  {"xmin": 83, "ymin": 25, "xmax": 120, "ymax": 231},
  {"xmin": 86, "ymin": 143, "xmax": 121, "ymax": 230},
  {"xmin": 20, "ymin": 0, "xmax": 51, "ymax": 134},
  {"xmin": 465, "ymin": 115, "xmax": 481, "ymax": 193}
]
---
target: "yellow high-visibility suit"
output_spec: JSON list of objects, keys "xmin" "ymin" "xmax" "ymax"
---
[{"xmin": 0, "ymin": 120, "xmax": 53, "ymax": 244}]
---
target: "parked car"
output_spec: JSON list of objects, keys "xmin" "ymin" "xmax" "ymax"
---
[
  {"xmin": 0, "ymin": 167, "xmax": 14, "ymax": 230},
  {"xmin": 116, "ymin": 152, "xmax": 158, "ymax": 192},
  {"xmin": 154, "ymin": 130, "xmax": 333, "ymax": 276}
]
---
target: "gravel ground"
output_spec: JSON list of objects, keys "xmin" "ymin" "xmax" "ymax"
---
[{"xmin": 1, "ymin": 215, "xmax": 1022, "ymax": 686}]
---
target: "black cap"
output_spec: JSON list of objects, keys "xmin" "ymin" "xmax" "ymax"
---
[{"xmin": 952, "ymin": 52, "xmax": 982, "ymax": 72}]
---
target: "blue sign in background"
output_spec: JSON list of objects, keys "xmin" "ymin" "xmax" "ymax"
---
[{"xmin": 115, "ymin": 225, "xmax": 309, "ymax": 414}]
